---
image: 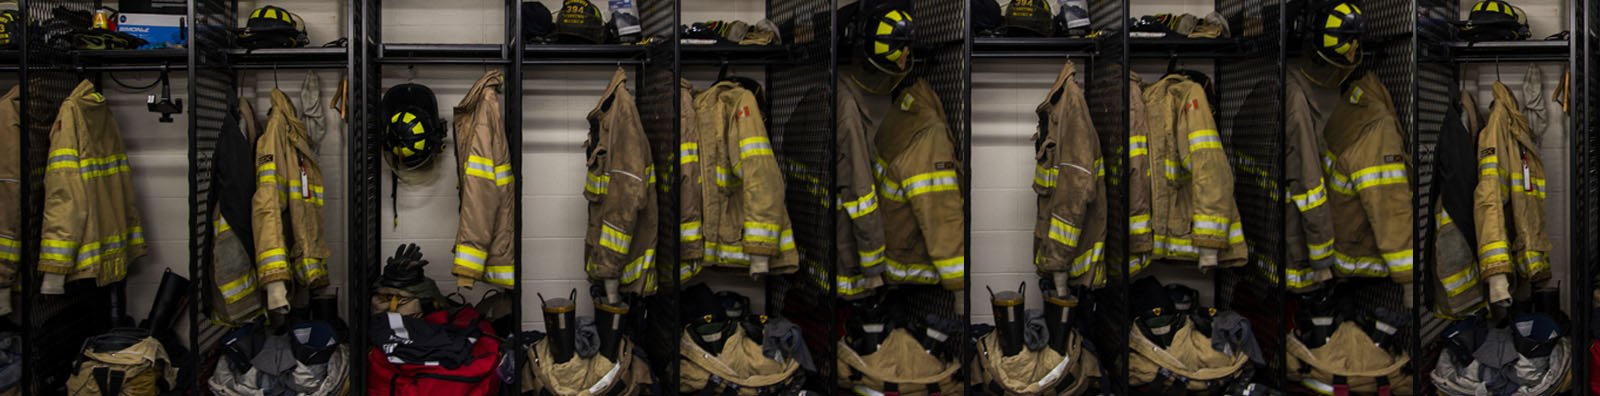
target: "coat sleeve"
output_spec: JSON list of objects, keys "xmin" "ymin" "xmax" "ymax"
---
[
  {"xmin": 1175, "ymin": 91, "xmax": 1238, "ymax": 250},
  {"xmin": 1039, "ymin": 93, "xmax": 1101, "ymax": 279},
  {"xmin": 38, "ymin": 116, "xmax": 88, "ymax": 275},
  {"xmin": 587, "ymin": 118, "xmax": 650, "ymax": 281},
  {"xmin": 679, "ymin": 85, "xmax": 704, "ymax": 261},
  {"xmin": 452, "ymin": 114, "xmax": 513, "ymax": 285},
  {"xmin": 1473, "ymin": 127, "xmax": 1513, "ymax": 279},
  {"xmin": 1353, "ymin": 122, "xmax": 1416, "ymax": 283},
  {"xmin": 837, "ymin": 106, "xmax": 887, "ymax": 278},
  {"xmin": 897, "ymin": 124, "xmax": 966, "ymax": 290},
  {"xmin": 1285, "ymin": 96, "xmax": 1335, "ymax": 270},
  {"xmin": 251, "ymin": 130, "xmax": 293, "ymax": 284},
  {"xmin": 728, "ymin": 93, "xmax": 792, "ymax": 258}
]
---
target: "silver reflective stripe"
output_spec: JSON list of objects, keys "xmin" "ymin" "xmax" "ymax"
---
[
  {"xmin": 901, "ymin": 174, "xmax": 959, "ymax": 193},
  {"xmin": 465, "ymin": 161, "xmax": 494, "ymax": 174}
]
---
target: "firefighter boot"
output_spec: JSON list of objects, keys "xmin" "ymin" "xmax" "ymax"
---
[
  {"xmin": 540, "ymin": 290, "xmax": 578, "ymax": 363},
  {"xmin": 991, "ymin": 285, "xmax": 1026, "ymax": 356},
  {"xmin": 595, "ymin": 300, "xmax": 629, "ymax": 361}
]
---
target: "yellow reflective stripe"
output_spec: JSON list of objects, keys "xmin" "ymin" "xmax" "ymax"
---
[
  {"xmin": 1442, "ymin": 263, "xmax": 1479, "ymax": 297},
  {"xmin": 70, "ymin": 154, "xmax": 132, "ymax": 180},
  {"xmin": 220, "ymin": 273, "xmax": 259, "ymax": 304},
  {"xmin": 1128, "ymin": 254, "xmax": 1151, "ymax": 274},
  {"xmin": 454, "ymin": 244, "xmax": 488, "ymax": 271},
  {"xmin": 1153, "ymin": 235, "xmax": 1199, "ymax": 258},
  {"xmin": 0, "ymin": 236, "xmax": 17, "ymax": 261},
  {"xmin": 256, "ymin": 247, "xmax": 289, "ymax": 272},
  {"xmin": 1350, "ymin": 163, "xmax": 1407, "ymax": 191},
  {"xmin": 1331, "ymin": 250, "xmax": 1387, "ymax": 277},
  {"xmin": 1228, "ymin": 221, "xmax": 1245, "ymax": 244},
  {"xmin": 585, "ymin": 172, "xmax": 610, "ymax": 195},
  {"xmin": 1193, "ymin": 214, "xmax": 1231, "ymax": 237},
  {"xmin": 1520, "ymin": 251, "xmax": 1549, "ymax": 274},
  {"xmin": 1034, "ymin": 165, "xmax": 1059, "ymax": 188},
  {"xmin": 1478, "ymin": 155, "xmax": 1500, "ymax": 177},
  {"xmin": 743, "ymin": 221, "xmax": 784, "ymax": 244},
  {"xmin": 873, "ymin": 158, "xmax": 907, "ymax": 202},
  {"xmin": 1381, "ymin": 249, "xmax": 1414, "ymax": 273},
  {"xmin": 69, "ymin": 228, "xmax": 146, "ymax": 269},
  {"xmin": 1478, "ymin": 240, "xmax": 1510, "ymax": 264},
  {"xmin": 1321, "ymin": 151, "xmax": 1355, "ymax": 195},
  {"xmin": 41, "ymin": 239, "xmax": 78, "ymax": 262},
  {"xmin": 1187, "ymin": 129, "xmax": 1223, "ymax": 151},
  {"xmin": 621, "ymin": 249, "xmax": 655, "ymax": 284},
  {"xmin": 465, "ymin": 155, "xmax": 513, "ymax": 186},
  {"xmin": 256, "ymin": 162, "xmax": 279, "ymax": 183},
  {"xmin": 713, "ymin": 166, "xmax": 735, "ymax": 187},
  {"xmin": 1129, "ymin": 135, "xmax": 1149, "ymax": 157},
  {"xmin": 842, "ymin": 187, "xmax": 880, "ymax": 219},
  {"xmin": 46, "ymin": 149, "xmax": 81, "ymax": 171},
  {"xmin": 859, "ymin": 245, "xmax": 886, "ymax": 269},
  {"xmin": 836, "ymin": 273, "xmax": 868, "ymax": 296},
  {"xmin": 680, "ymin": 142, "xmax": 700, "ymax": 164},
  {"xmin": 1162, "ymin": 159, "xmax": 1187, "ymax": 180},
  {"xmin": 1307, "ymin": 237, "xmax": 1333, "ymax": 261},
  {"xmin": 703, "ymin": 242, "xmax": 752, "ymax": 264},
  {"xmin": 1130, "ymin": 214, "xmax": 1152, "ymax": 235},
  {"xmin": 1292, "ymin": 181, "xmax": 1328, "ymax": 211},
  {"xmin": 1069, "ymin": 242, "xmax": 1103, "ymax": 277},
  {"xmin": 600, "ymin": 223, "xmax": 632, "ymax": 254},
  {"xmin": 680, "ymin": 221, "xmax": 703, "ymax": 243},
  {"xmin": 297, "ymin": 258, "xmax": 327, "ymax": 280},
  {"xmin": 495, "ymin": 164, "xmax": 514, "ymax": 186},
  {"xmin": 1048, "ymin": 214, "xmax": 1081, "ymax": 248},
  {"xmin": 901, "ymin": 170, "xmax": 959, "ymax": 198},
  {"xmin": 484, "ymin": 265, "xmax": 516, "ymax": 284},
  {"xmin": 738, "ymin": 137, "xmax": 774, "ymax": 159},
  {"xmin": 679, "ymin": 260, "xmax": 703, "ymax": 282},
  {"xmin": 882, "ymin": 258, "xmax": 940, "ymax": 284}
]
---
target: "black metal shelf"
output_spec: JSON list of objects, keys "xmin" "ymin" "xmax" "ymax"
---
[
  {"xmin": 972, "ymin": 36, "xmax": 1097, "ymax": 59},
  {"xmin": 1442, "ymin": 39, "xmax": 1571, "ymax": 62},
  {"xmin": 230, "ymin": 47, "xmax": 349, "ymax": 68},
  {"xmin": 522, "ymin": 43, "xmax": 647, "ymax": 65},
  {"xmin": 71, "ymin": 48, "xmax": 187, "ymax": 70},
  {"xmin": 680, "ymin": 43, "xmax": 792, "ymax": 65},
  {"xmin": 379, "ymin": 43, "xmax": 508, "ymax": 64},
  {"xmin": 1129, "ymin": 36, "xmax": 1253, "ymax": 58}
]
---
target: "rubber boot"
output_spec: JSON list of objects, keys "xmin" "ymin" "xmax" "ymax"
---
[
  {"xmin": 540, "ymin": 290, "xmax": 578, "ymax": 363},
  {"xmin": 847, "ymin": 298, "xmax": 888, "ymax": 355},
  {"xmin": 595, "ymin": 300, "xmax": 629, "ymax": 361},
  {"xmin": 990, "ymin": 286, "xmax": 1026, "ymax": 356},
  {"xmin": 141, "ymin": 269, "xmax": 190, "ymax": 331},
  {"xmin": 1042, "ymin": 292, "xmax": 1078, "ymax": 353}
]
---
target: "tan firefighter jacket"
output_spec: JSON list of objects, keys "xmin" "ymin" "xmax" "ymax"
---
[
  {"xmin": 66, "ymin": 334, "xmax": 176, "ymax": 396},
  {"xmin": 971, "ymin": 329, "xmax": 1100, "ymax": 395},
  {"xmin": 1135, "ymin": 74, "xmax": 1247, "ymax": 272},
  {"xmin": 837, "ymin": 329, "xmax": 963, "ymax": 396},
  {"xmin": 679, "ymin": 326, "xmax": 801, "ymax": 395},
  {"xmin": 213, "ymin": 100, "xmax": 267, "ymax": 326},
  {"xmin": 1322, "ymin": 73, "xmax": 1414, "ymax": 283},
  {"xmin": 1128, "ymin": 316, "xmax": 1249, "ymax": 391},
  {"xmin": 451, "ymin": 69, "xmax": 516, "ymax": 288},
  {"xmin": 1127, "ymin": 74, "xmax": 1154, "ymax": 276},
  {"xmin": 0, "ymin": 86, "xmax": 18, "ymax": 288},
  {"xmin": 1475, "ymin": 81, "xmax": 1552, "ymax": 284},
  {"xmin": 1280, "ymin": 71, "xmax": 1338, "ymax": 291},
  {"xmin": 40, "ymin": 80, "xmax": 146, "ymax": 285},
  {"xmin": 1434, "ymin": 206, "xmax": 1486, "ymax": 318},
  {"xmin": 1033, "ymin": 61, "xmax": 1107, "ymax": 288},
  {"xmin": 679, "ymin": 80, "xmax": 798, "ymax": 278},
  {"xmin": 252, "ymin": 88, "xmax": 330, "ymax": 289},
  {"xmin": 876, "ymin": 78, "xmax": 966, "ymax": 290},
  {"xmin": 835, "ymin": 77, "xmax": 889, "ymax": 298},
  {"xmin": 585, "ymin": 68, "xmax": 659, "ymax": 295},
  {"xmin": 1287, "ymin": 322, "xmax": 1412, "ymax": 395},
  {"xmin": 679, "ymin": 78, "xmax": 704, "ymax": 280}
]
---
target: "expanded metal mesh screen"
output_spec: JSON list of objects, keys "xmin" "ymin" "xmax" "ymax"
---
[
  {"xmin": 187, "ymin": 0, "xmax": 235, "ymax": 390},
  {"xmin": 765, "ymin": 0, "xmax": 837, "ymax": 390},
  {"xmin": 349, "ymin": 0, "xmax": 385, "ymax": 392},
  {"xmin": 1576, "ymin": 0, "xmax": 1597, "ymax": 390},
  {"xmin": 636, "ymin": 0, "xmax": 681, "ymax": 387},
  {"xmin": 1214, "ymin": 0, "xmax": 1288, "ymax": 385},
  {"xmin": 1085, "ymin": 0, "xmax": 1127, "ymax": 392}
]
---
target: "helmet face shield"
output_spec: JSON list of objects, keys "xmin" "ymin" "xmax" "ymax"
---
[{"xmin": 852, "ymin": 6, "xmax": 915, "ymax": 95}]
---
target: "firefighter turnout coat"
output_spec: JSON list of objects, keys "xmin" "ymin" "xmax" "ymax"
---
[
  {"xmin": 681, "ymin": 80, "xmax": 799, "ymax": 277},
  {"xmin": 451, "ymin": 69, "xmax": 517, "ymax": 288},
  {"xmin": 835, "ymin": 77, "xmax": 889, "ymax": 298},
  {"xmin": 1033, "ymin": 61, "xmax": 1107, "ymax": 288},
  {"xmin": 0, "ymin": 86, "xmax": 18, "ymax": 291},
  {"xmin": 252, "ymin": 88, "xmax": 331, "ymax": 290},
  {"xmin": 1127, "ymin": 74, "xmax": 1155, "ymax": 276},
  {"xmin": 877, "ymin": 78, "xmax": 966, "ymax": 290},
  {"xmin": 585, "ymin": 68, "xmax": 659, "ymax": 295},
  {"xmin": 1280, "ymin": 71, "xmax": 1338, "ymax": 291},
  {"xmin": 1322, "ymin": 73, "xmax": 1414, "ymax": 283},
  {"xmin": 1134, "ymin": 74, "xmax": 1247, "ymax": 272},
  {"xmin": 40, "ymin": 80, "xmax": 146, "ymax": 285},
  {"xmin": 1475, "ymin": 81, "xmax": 1552, "ymax": 285}
]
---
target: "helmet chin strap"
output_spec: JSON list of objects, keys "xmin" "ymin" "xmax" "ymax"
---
[
  {"xmin": 1297, "ymin": 53, "xmax": 1360, "ymax": 89},
  {"xmin": 849, "ymin": 59, "xmax": 910, "ymax": 96}
]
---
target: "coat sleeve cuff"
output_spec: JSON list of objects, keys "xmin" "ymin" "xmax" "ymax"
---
[{"xmin": 38, "ymin": 260, "xmax": 74, "ymax": 275}]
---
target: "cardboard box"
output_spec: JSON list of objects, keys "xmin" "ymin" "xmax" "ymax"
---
[{"xmin": 117, "ymin": 13, "xmax": 186, "ymax": 49}]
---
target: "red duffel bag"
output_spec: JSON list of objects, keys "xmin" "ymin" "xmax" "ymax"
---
[{"xmin": 368, "ymin": 306, "xmax": 503, "ymax": 396}]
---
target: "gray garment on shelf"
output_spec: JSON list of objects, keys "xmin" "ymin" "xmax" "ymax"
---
[
  {"xmin": 1210, "ymin": 311, "xmax": 1265, "ymax": 365},
  {"xmin": 1521, "ymin": 65, "xmax": 1548, "ymax": 144},
  {"xmin": 762, "ymin": 317, "xmax": 816, "ymax": 371},
  {"xmin": 301, "ymin": 72, "xmax": 327, "ymax": 151}
]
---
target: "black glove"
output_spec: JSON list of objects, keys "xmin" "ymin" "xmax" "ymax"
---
[{"xmin": 380, "ymin": 243, "xmax": 428, "ymax": 289}]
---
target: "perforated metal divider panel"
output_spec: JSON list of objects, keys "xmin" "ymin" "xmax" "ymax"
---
[
  {"xmin": 764, "ymin": 0, "xmax": 838, "ymax": 391},
  {"xmin": 1213, "ymin": 0, "xmax": 1288, "ymax": 387},
  {"xmin": 350, "ymin": 0, "xmax": 383, "ymax": 392},
  {"xmin": 1084, "ymin": 0, "xmax": 1128, "ymax": 392},
  {"xmin": 637, "ymin": 0, "xmax": 682, "ymax": 389},
  {"xmin": 23, "ymin": 1, "xmax": 116, "ymax": 393},
  {"xmin": 1412, "ymin": 0, "xmax": 1453, "ymax": 362},
  {"xmin": 188, "ymin": 0, "xmax": 235, "ymax": 390},
  {"xmin": 1581, "ymin": 1, "xmax": 1600, "ymax": 393}
]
